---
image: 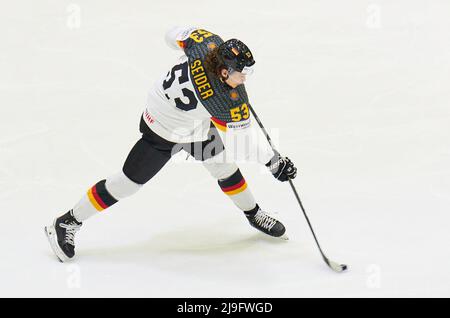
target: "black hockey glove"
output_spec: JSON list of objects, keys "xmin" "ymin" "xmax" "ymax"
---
[{"xmin": 266, "ymin": 152, "xmax": 297, "ymax": 182}]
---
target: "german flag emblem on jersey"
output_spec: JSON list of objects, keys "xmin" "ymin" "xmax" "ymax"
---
[
  {"xmin": 207, "ymin": 42, "xmax": 217, "ymax": 50},
  {"xmin": 211, "ymin": 117, "xmax": 227, "ymax": 132},
  {"xmin": 229, "ymin": 90, "xmax": 239, "ymax": 101},
  {"xmin": 176, "ymin": 40, "xmax": 186, "ymax": 49}
]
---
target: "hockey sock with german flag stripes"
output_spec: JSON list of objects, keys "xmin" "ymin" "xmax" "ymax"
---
[
  {"xmin": 218, "ymin": 169, "xmax": 257, "ymax": 212},
  {"xmin": 87, "ymin": 180, "xmax": 118, "ymax": 211},
  {"xmin": 72, "ymin": 180, "xmax": 119, "ymax": 222}
]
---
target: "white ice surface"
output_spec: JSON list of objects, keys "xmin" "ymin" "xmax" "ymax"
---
[{"xmin": 0, "ymin": 0, "xmax": 449, "ymax": 297}]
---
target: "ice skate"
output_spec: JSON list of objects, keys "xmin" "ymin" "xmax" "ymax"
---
[
  {"xmin": 45, "ymin": 210, "xmax": 82, "ymax": 262},
  {"xmin": 246, "ymin": 207, "xmax": 288, "ymax": 240}
]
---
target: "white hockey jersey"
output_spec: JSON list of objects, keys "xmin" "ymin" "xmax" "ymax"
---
[{"xmin": 144, "ymin": 26, "xmax": 274, "ymax": 165}]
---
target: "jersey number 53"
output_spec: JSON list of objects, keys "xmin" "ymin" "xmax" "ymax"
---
[
  {"xmin": 163, "ymin": 61, "xmax": 198, "ymax": 111},
  {"xmin": 189, "ymin": 29, "xmax": 213, "ymax": 43},
  {"xmin": 230, "ymin": 103, "xmax": 250, "ymax": 122}
]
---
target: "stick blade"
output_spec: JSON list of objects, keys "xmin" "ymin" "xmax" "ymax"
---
[{"xmin": 324, "ymin": 257, "xmax": 348, "ymax": 273}]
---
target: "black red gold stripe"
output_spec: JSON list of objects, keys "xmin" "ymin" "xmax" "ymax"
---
[
  {"xmin": 211, "ymin": 117, "xmax": 227, "ymax": 132},
  {"xmin": 87, "ymin": 180, "xmax": 118, "ymax": 211},
  {"xmin": 218, "ymin": 169, "xmax": 248, "ymax": 195}
]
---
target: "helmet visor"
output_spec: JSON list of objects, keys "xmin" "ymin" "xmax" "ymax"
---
[{"xmin": 241, "ymin": 65, "xmax": 255, "ymax": 76}]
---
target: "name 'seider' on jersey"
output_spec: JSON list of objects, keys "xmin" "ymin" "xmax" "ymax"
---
[{"xmin": 190, "ymin": 59, "xmax": 214, "ymax": 100}]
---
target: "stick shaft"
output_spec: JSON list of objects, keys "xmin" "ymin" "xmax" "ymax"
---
[{"xmin": 248, "ymin": 105, "xmax": 328, "ymax": 259}]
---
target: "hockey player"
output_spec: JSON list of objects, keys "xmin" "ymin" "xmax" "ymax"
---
[{"xmin": 45, "ymin": 27, "xmax": 297, "ymax": 262}]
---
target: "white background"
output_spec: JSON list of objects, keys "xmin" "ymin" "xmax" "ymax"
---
[{"xmin": 0, "ymin": 0, "xmax": 449, "ymax": 297}]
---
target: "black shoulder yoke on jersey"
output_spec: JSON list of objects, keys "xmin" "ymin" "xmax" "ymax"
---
[{"xmin": 179, "ymin": 29, "xmax": 251, "ymax": 125}]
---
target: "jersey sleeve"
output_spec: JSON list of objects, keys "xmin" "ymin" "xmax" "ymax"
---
[
  {"xmin": 226, "ymin": 113, "xmax": 275, "ymax": 165},
  {"xmin": 211, "ymin": 104, "xmax": 275, "ymax": 165},
  {"xmin": 164, "ymin": 26, "xmax": 198, "ymax": 50},
  {"xmin": 208, "ymin": 86, "xmax": 274, "ymax": 165}
]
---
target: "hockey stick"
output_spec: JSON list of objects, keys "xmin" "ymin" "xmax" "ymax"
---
[{"xmin": 248, "ymin": 105, "xmax": 348, "ymax": 273}]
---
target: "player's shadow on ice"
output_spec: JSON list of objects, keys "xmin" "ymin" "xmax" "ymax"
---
[{"xmin": 80, "ymin": 227, "xmax": 288, "ymax": 263}]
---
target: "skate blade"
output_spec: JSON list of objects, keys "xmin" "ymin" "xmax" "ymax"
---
[
  {"xmin": 259, "ymin": 231, "xmax": 289, "ymax": 241},
  {"xmin": 44, "ymin": 225, "xmax": 69, "ymax": 263},
  {"xmin": 278, "ymin": 233, "xmax": 289, "ymax": 241}
]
